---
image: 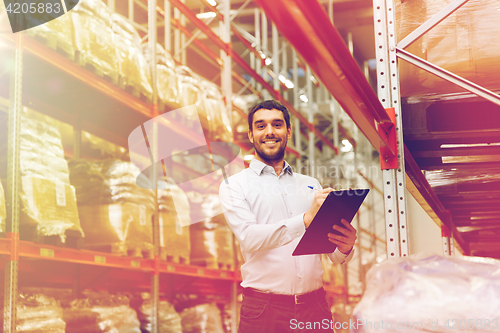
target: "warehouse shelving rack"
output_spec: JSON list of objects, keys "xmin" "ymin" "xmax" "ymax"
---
[
  {"xmin": 1, "ymin": 1, "xmax": 386, "ymax": 332},
  {"xmin": 373, "ymin": 0, "xmax": 500, "ymax": 259}
]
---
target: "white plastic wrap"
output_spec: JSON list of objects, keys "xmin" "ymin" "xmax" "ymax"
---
[
  {"xmin": 16, "ymin": 293, "xmax": 66, "ymax": 333},
  {"xmin": 352, "ymin": 254, "xmax": 500, "ymax": 333},
  {"xmin": 179, "ymin": 303, "xmax": 225, "ymax": 333},
  {"xmin": 132, "ymin": 293, "xmax": 183, "ymax": 333},
  {"xmin": 112, "ymin": 13, "xmax": 153, "ymax": 101},
  {"xmin": 64, "ymin": 294, "xmax": 141, "ymax": 333}
]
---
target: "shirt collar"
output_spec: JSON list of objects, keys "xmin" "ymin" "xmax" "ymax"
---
[{"xmin": 249, "ymin": 158, "xmax": 293, "ymax": 176}]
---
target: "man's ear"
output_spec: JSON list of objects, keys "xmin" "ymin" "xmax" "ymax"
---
[
  {"xmin": 248, "ymin": 129, "xmax": 254, "ymax": 144},
  {"xmin": 287, "ymin": 126, "xmax": 292, "ymax": 141}
]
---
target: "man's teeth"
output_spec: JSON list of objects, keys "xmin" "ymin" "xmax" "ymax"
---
[{"xmin": 264, "ymin": 140, "xmax": 277, "ymax": 144}]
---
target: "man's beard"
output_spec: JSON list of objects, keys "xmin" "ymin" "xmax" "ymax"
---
[{"xmin": 254, "ymin": 140, "xmax": 287, "ymax": 164}]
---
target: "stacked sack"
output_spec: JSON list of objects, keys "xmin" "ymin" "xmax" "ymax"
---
[
  {"xmin": 132, "ymin": 293, "xmax": 183, "ymax": 333},
  {"xmin": 158, "ymin": 183, "xmax": 191, "ymax": 263},
  {"xmin": 16, "ymin": 293, "xmax": 66, "ymax": 333},
  {"xmin": 0, "ymin": 179, "xmax": 5, "ymax": 234},
  {"xmin": 200, "ymin": 80, "xmax": 233, "ymax": 142},
  {"xmin": 71, "ymin": 0, "xmax": 119, "ymax": 83},
  {"xmin": 176, "ymin": 66, "xmax": 206, "ymax": 129},
  {"xmin": 143, "ymin": 43, "xmax": 180, "ymax": 107},
  {"xmin": 0, "ymin": 106, "xmax": 84, "ymax": 245},
  {"xmin": 24, "ymin": 1, "xmax": 76, "ymax": 60},
  {"xmin": 188, "ymin": 193, "xmax": 234, "ymax": 270},
  {"xmin": 179, "ymin": 303, "xmax": 225, "ymax": 333},
  {"xmin": 63, "ymin": 294, "xmax": 141, "ymax": 333},
  {"xmin": 112, "ymin": 13, "xmax": 153, "ymax": 101},
  {"xmin": 69, "ymin": 159, "xmax": 155, "ymax": 256}
]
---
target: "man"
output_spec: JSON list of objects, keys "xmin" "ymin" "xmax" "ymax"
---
[{"xmin": 219, "ymin": 100, "xmax": 357, "ymax": 333}]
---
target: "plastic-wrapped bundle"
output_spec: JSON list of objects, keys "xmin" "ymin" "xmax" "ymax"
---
[
  {"xmin": 425, "ymin": 167, "xmax": 500, "ymax": 195},
  {"xmin": 16, "ymin": 293, "xmax": 66, "ymax": 333},
  {"xmin": 77, "ymin": 202, "xmax": 153, "ymax": 255},
  {"xmin": 0, "ymin": 107, "xmax": 83, "ymax": 243},
  {"xmin": 220, "ymin": 303, "xmax": 240, "ymax": 333},
  {"xmin": 0, "ymin": 179, "xmax": 5, "ymax": 234},
  {"xmin": 64, "ymin": 294, "xmax": 141, "ymax": 333},
  {"xmin": 112, "ymin": 14, "xmax": 153, "ymax": 101},
  {"xmin": 20, "ymin": 175, "xmax": 83, "ymax": 241},
  {"xmin": 200, "ymin": 80, "xmax": 233, "ymax": 142},
  {"xmin": 69, "ymin": 159, "xmax": 155, "ymax": 255},
  {"xmin": 352, "ymin": 254, "xmax": 500, "ymax": 333},
  {"xmin": 24, "ymin": 6, "xmax": 76, "ymax": 60},
  {"xmin": 69, "ymin": 159, "xmax": 155, "ymax": 210},
  {"xmin": 396, "ymin": 0, "xmax": 500, "ymax": 99},
  {"xmin": 0, "ymin": 110, "xmax": 70, "ymax": 184},
  {"xmin": 71, "ymin": 0, "xmax": 119, "ymax": 83},
  {"xmin": 188, "ymin": 193, "xmax": 234, "ymax": 270},
  {"xmin": 158, "ymin": 184, "xmax": 191, "ymax": 262},
  {"xmin": 132, "ymin": 293, "xmax": 183, "ymax": 333},
  {"xmin": 143, "ymin": 43, "xmax": 180, "ymax": 107},
  {"xmin": 179, "ymin": 303, "xmax": 225, "ymax": 333},
  {"xmin": 176, "ymin": 66, "xmax": 205, "ymax": 129}
]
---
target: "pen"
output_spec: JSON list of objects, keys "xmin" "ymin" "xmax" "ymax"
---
[{"xmin": 307, "ymin": 186, "xmax": 316, "ymax": 190}]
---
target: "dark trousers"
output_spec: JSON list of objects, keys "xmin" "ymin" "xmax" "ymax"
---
[{"xmin": 238, "ymin": 288, "xmax": 335, "ymax": 333}]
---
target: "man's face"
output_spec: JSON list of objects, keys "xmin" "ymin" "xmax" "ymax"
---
[{"xmin": 248, "ymin": 108, "xmax": 291, "ymax": 163}]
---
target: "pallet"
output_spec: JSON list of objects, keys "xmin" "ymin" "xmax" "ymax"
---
[
  {"xmin": 160, "ymin": 248, "xmax": 189, "ymax": 264},
  {"xmin": 75, "ymin": 52, "xmax": 120, "ymax": 86},
  {"xmin": 127, "ymin": 247, "xmax": 154, "ymax": 259},
  {"xmin": 20, "ymin": 225, "xmax": 84, "ymax": 249},
  {"xmin": 83, "ymin": 243, "xmax": 127, "ymax": 256},
  {"xmin": 25, "ymin": 32, "xmax": 76, "ymax": 61},
  {"xmin": 191, "ymin": 259, "xmax": 234, "ymax": 271}
]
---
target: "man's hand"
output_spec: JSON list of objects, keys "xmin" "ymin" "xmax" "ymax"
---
[
  {"xmin": 303, "ymin": 187, "xmax": 334, "ymax": 229},
  {"xmin": 327, "ymin": 219, "xmax": 357, "ymax": 254}
]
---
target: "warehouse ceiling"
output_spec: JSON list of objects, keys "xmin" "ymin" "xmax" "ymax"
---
[{"xmin": 156, "ymin": 0, "xmax": 376, "ymax": 87}]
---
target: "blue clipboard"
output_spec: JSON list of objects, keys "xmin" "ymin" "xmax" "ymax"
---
[{"xmin": 292, "ymin": 189, "xmax": 370, "ymax": 256}]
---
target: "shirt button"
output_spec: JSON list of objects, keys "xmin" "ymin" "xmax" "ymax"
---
[
  {"xmin": 290, "ymin": 212, "xmax": 293, "ymax": 215},
  {"xmin": 298, "ymin": 275, "xmax": 303, "ymax": 279}
]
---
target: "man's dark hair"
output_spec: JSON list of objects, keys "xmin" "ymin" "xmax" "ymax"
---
[{"xmin": 248, "ymin": 100, "xmax": 291, "ymax": 131}]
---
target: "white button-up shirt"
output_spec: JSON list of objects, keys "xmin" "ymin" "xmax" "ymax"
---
[{"xmin": 219, "ymin": 159, "xmax": 354, "ymax": 295}]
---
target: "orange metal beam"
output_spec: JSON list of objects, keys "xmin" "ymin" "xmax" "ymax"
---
[
  {"xmin": 0, "ymin": 238, "xmax": 241, "ymax": 280},
  {"xmin": 255, "ymin": 0, "xmax": 397, "ymax": 161}
]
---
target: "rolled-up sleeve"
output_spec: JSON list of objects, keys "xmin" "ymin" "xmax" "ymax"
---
[{"xmin": 219, "ymin": 178, "xmax": 305, "ymax": 254}]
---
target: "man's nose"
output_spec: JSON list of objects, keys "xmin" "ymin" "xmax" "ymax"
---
[{"xmin": 264, "ymin": 124, "xmax": 275, "ymax": 135}]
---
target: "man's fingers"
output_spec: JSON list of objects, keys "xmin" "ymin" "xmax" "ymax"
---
[
  {"xmin": 332, "ymin": 225, "xmax": 355, "ymax": 237},
  {"xmin": 340, "ymin": 218, "xmax": 356, "ymax": 231}
]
